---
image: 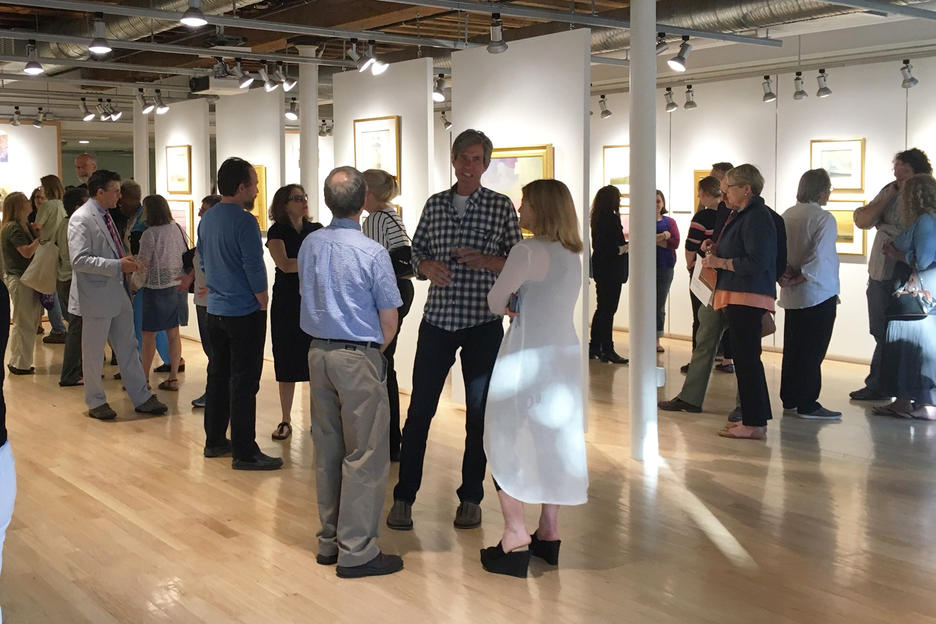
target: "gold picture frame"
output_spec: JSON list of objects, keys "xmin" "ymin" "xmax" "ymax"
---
[
  {"xmin": 353, "ymin": 115, "xmax": 401, "ymax": 188},
  {"xmin": 692, "ymin": 169, "xmax": 710, "ymax": 213},
  {"xmin": 810, "ymin": 138, "xmax": 866, "ymax": 194},
  {"xmin": 167, "ymin": 199, "xmax": 194, "ymax": 244},
  {"xmin": 165, "ymin": 144, "xmax": 192, "ymax": 195},
  {"xmin": 482, "ymin": 145, "xmax": 555, "ymax": 238},
  {"xmin": 250, "ymin": 164, "xmax": 268, "ymax": 233},
  {"xmin": 826, "ymin": 199, "xmax": 867, "ymax": 256}
]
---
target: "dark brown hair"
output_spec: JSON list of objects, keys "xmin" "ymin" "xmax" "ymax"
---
[
  {"xmin": 269, "ymin": 184, "xmax": 307, "ymax": 224},
  {"xmin": 142, "ymin": 194, "xmax": 173, "ymax": 227},
  {"xmin": 590, "ymin": 185, "xmax": 621, "ymax": 229}
]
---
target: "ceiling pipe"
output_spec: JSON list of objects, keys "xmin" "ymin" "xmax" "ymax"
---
[
  {"xmin": 0, "ymin": 53, "xmax": 209, "ymax": 76},
  {"xmin": 0, "ymin": 72, "xmax": 193, "ymax": 93}
]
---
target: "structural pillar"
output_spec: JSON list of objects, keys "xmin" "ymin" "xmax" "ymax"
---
[
  {"xmin": 628, "ymin": 0, "xmax": 659, "ymax": 461},
  {"xmin": 132, "ymin": 99, "xmax": 151, "ymax": 194},
  {"xmin": 297, "ymin": 46, "xmax": 320, "ymax": 221}
]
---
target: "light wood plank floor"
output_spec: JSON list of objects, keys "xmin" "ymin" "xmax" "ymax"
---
[{"xmin": 2, "ymin": 328, "xmax": 936, "ymax": 623}]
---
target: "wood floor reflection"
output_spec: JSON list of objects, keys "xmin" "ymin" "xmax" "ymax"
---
[{"xmin": 2, "ymin": 330, "xmax": 936, "ymax": 623}]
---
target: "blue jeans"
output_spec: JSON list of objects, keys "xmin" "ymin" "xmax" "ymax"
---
[
  {"xmin": 48, "ymin": 291, "xmax": 66, "ymax": 334},
  {"xmin": 132, "ymin": 290, "xmax": 169, "ymax": 364}
]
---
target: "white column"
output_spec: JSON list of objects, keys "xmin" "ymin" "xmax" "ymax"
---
[
  {"xmin": 297, "ymin": 46, "xmax": 320, "ymax": 221},
  {"xmin": 628, "ymin": 0, "xmax": 659, "ymax": 462},
  {"xmin": 132, "ymin": 100, "xmax": 151, "ymax": 193}
]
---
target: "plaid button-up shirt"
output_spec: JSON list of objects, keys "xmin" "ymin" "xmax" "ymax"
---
[{"xmin": 412, "ymin": 185, "xmax": 522, "ymax": 331}]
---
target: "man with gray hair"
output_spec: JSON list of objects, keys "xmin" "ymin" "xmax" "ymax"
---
[
  {"xmin": 298, "ymin": 166, "xmax": 403, "ymax": 578},
  {"xmin": 388, "ymin": 129, "xmax": 522, "ymax": 531},
  {"xmin": 74, "ymin": 153, "xmax": 97, "ymax": 187}
]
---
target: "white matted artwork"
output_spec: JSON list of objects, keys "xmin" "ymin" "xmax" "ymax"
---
[
  {"xmin": 603, "ymin": 145, "xmax": 630, "ymax": 199},
  {"xmin": 810, "ymin": 139, "xmax": 865, "ymax": 194},
  {"xmin": 826, "ymin": 199, "xmax": 866, "ymax": 256},
  {"xmin": 168, "ymin": 199, "xmax": 194, "ymax": 243},
  {"xmin": 165, "ymin": 144, "xmax": 192, "ymax": 195},
  {"xmin": 353, "ymin": 116, "xmax": 401, "ymax": 185}
]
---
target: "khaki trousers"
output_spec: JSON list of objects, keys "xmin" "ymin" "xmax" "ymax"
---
[
  {"xmin": 678, "ymin": 302, "xmax": 729, "ymax": 408},
  {"xmin": 308, "ymin": 340, "xmax": 389, "ymax": 567},
  {"xmin": 4, "ymin": 273, "xmax": 41, "ymax": 370}
]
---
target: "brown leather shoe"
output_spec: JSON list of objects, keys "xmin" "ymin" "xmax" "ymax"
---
[{"xmin": 658, "ymin": 397, "xmax": 701, "ymax": 413}]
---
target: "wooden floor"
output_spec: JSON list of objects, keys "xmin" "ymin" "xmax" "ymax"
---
[{"xmin": 2, "ymin": 328, "xmax": 936, "ymax": 623}]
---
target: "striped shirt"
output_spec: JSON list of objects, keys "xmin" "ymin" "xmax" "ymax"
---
[
  {"xmin": 362, "ymin": 207, "xmax": 410, "ymax": 251},
  {"xmin": 685, "ymin": 207, "xmax": 718, "ymax": 255}
]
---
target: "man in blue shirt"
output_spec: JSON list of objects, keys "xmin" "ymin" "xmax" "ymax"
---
[
  {"xmin": 197, "ymin": 157, "xmax": 281, "ymax": 470},
  {"xmin": 298, "ymin": 166, "xmax": 403, "ymax": 578}
]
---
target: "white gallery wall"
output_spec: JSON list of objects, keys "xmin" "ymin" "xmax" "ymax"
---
[
  {"xmin": 589, "ymin": 55, "xmax": 936, "ymax": 363},
  {"xmin": 333, "ymin": 57, "xmax": 434, "ymax": 393},
  {"xmin": 154, "ymin": 98, "xmax": 210, "ymax": 342},
  {"xmin": 0, "ymin": 122, "xmax": 61, "ymax": 199},
  {"xmin": 284, "ymin": 131, "xmax": 334, "ymax": 221}
]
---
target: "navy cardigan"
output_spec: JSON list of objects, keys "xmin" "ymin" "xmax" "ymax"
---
[{"xmin": 714, "ymin": 195, "xmax": 782, "ymax": 298}]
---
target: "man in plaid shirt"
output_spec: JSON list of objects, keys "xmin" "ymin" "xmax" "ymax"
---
[{"xmin": 387, "ymin": 129, "xmax": 522, "ymax": 531}]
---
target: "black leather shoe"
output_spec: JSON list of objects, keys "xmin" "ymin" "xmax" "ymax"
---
[
  {"xmin": 204, "ymin": 439, "xmax": 232, "ymax": 457},
  {"xmin": 336, "ymin": 552, "xmax": 403, "ymax": 578},
  {"xmin": 232, "ymin": 451, "xmax": 283, "ymax": 471},
  {"xmin": 480, "ymin": 543, "xmax": 530, "ymax": 578},
  {"xmin": 598, "ymin": 350, "xmax": 628, "ymax": 364},
  {"xmin": 7, "ymin": 364, "xmax": 35, "ymax": 375},
  {"xmin": 658, "ymin": 397, "xmax": 702, "ymax": 413},
  {"xmin": 529, "ymin": 532, "xmax": 560, "ymax": 565},
  {"xmin": 849, "ymin": 386, "xmax": 890, "ymax": 401},
  {"xmin": 386, "ymin": 500, "xmax": 413, "ymax": 530},
  {"xmin": 316, "ymin": 553, "xmax": 339, "ymax": 565},
  {"xmin": 155, "ymin": 362, "xmax": 184, "ymax": 373}
]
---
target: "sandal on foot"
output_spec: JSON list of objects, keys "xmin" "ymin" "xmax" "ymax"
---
[
  {"xmin": 718, "ymin": 425, "xmax": 766, "ymax": 439},
  {"xmin": 157, "ymin": 378, "xmax": 179, "ymax": 391},
  {"xmin": 530, "ymin": 532, "xmax": 560, "ymax": 565},
  {"xmin": 871, "ymin": 404, "xmax": 912, "ymax": 419},
  {"xmin": 272, "ymin": 421, "xmax": 292, "ymax": 440},
  {"xmin": 480, "ymin": 543, "xmax": 530, "ymax": 578}
]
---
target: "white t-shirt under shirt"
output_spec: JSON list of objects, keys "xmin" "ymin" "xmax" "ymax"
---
[{"xmin": 453, "ymin": 193, "xmax": 469, "ymax": 219}]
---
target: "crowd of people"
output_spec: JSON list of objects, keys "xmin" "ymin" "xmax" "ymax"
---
[{"xmin": 0, "ymin": 136, "xmax": 934, "ymax": 586}]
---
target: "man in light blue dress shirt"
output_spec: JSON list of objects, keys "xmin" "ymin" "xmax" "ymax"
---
[{"xmin": 297, "ymin": 166, "xmax": 403, "ymax": 578}]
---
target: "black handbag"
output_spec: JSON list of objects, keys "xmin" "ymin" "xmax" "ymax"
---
[
  {"xmin": 178, "ymin": 226, "xmax": 196, "ymax": 294},
  {"xmin": 886, "ymin": 271, "xmax": 935, "ymax": 321},
  {"xmin": 389, "ymin": 245, "xmax": 415, "ymax": 279}
]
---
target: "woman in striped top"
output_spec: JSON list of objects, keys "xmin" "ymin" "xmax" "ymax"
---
[{"xmin": 362, "ymin": 169, "xmax": 413, "ymax": 462}]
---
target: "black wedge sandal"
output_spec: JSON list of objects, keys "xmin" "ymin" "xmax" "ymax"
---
[
  {"xmin": 480, "ymin": 543, "xmax": 530, "ymax": 578},
  {"xmin": 529, "ymin": 532, "xmax": 561, "ymax": 565}
]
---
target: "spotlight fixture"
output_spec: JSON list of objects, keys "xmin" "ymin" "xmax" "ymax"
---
[
  {"xmin": 275, "ymin": 63, "xmax": 297, "ymax": 91},
  {"xmin": 23, "ymin": 39, "xmax": 43, "ymax": 75},
  {"xmin": 348, "ymin": 39, "xmax": 374, "ymax": 73},
  {"xmin": 367, "ymin": 41, "xmax": 388, "ymax": 75},
  {"xmin": 33, "ymin": 106, "xmax": 44, "ymax": 128},
  {"xmin": 441, "ymin": 111, "xmax": 452, "ymax": 131},
  {"xmin": 900, "ymin": 59, "xmax": 919, "ymax": 89},
  {"xmin": 761, "ymin": 75, "xmax": 777, "ymax": 103},
  {"xmin": 684, "ymin": 85, "xmax": 698, "ymax": 110},
  {"xmin": 598, "ymin": 94, "xmax": 613, "ymax": 119},
  {"xmin": 136, "ymin": 88, "xmax": 155, "ymax": 114},
  {"xmin": 793, "ymin": 71, "xmax": 808, "ymax": 100},
  {"xmin": 319, "ymin": 120, "xmax": 328, "ymax": 138},
  {"xmin": 95, "ymin": 98, "xmax": 109, "ymax": 121},
  {"xmin": 10, "ymin": 106, "xmax": 20, "ymax": 126},
  {"xmin": 231, "ymin": 59, "xmax": 253, "ymax": 89},
  {"xmin": 88, "ymin": 13, "xmax": 111, "ymax": 55},
  {"xmin": 154, "ymin": 89, "xmax": 169, "ymax": 114},
  {"xmin": 487, "ymin": 13, "xmax": 508, "ymax": 54},
  {"xmin": 212, "ymin": 57, "xmax": 229, "ymax": 78},
  {"xmin": 79, "ymin": 97, "xmax": 95, "ymax": 121},
  {"xmin": 664, "ymin": 87, "xmax": 678, "ymax": 113},
  {"xmin": 259, "ymin": 64, "xmax": 278, "ymax": 92},
  {"xmin": 180, "ymin": 0, "xmax": 208, "ymax": 28},
  {"xmin": 284, "ymin": 97, "xmax": 298, "ymax": 121},
  {"xmin": 432, "ymin": 74, "xmax": 446, "ymax": 103},
  {"xmin": 667, "ymin": 36, "xmax": 691, "ymax": 72},
  {"xmin": 107, "ymin": 99, "xmax": 122, "ymax": 121},
  {"xmin": 656, "ymin": 32, "xmax": 668, "ymax": 56},
  {"xmin": 816, "ymin": 68, "xmax": 831, "ymax": 98}
]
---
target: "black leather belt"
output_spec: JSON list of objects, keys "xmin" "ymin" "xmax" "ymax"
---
[{"xmin": 311, "ymin": 337, "xmax": 381, "ymax": 350}]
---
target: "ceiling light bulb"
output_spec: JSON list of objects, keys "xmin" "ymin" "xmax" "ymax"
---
[
  {"xmin": 487, "ymin": 13, "xmax": 508, "ymax": 54},
  {"xmin": 284, "ymin": 97, "xmax": 298, "ymax": 121},
  {"xmin": 667, "ymin": 36, "xmax": 690, "ymax": 72},
  {"xmin": 78, "ymin": 140, "xmax": 90, "ymax": 144},
  {"xmin": 137, "ymin": 88, "xmax": 155, "ymax": 114},
  {"xmin": 816, "ymin": 68, "xmax": 831, "ymax": 98},
  {"xmin": 656, "ymin": 32, "xmax": 669, "ymax": 55},
  {"xmin": 96, "ymin": 98, "xmax": 109, "ymax": 121},
  {"xmin": 793, "ymin": 71, "xmax": 808, "ymax": 100},
  {"xmin": 88, "ymin": 14, "xmax": 111, "ymax": 55},
  {"xmin": 80, "ymin": 97, "xmax": 95, "ymax": 121},
  {"xmin": 371, "ymin": 58, "xmax": 388, "ymax": 76},
  {"xmin": 684, "ymin": 85, "xmax": 698, "ymax": 110},
  {"xmin": 154, "ymin": 90, "xmax": 169, "ymax": 114},
  {"xmin": 432, "ymin": 74, "xmax": 446, "ymax": 103},
  {"xmin": 282, "ymin": 76, "xmax": 297, "ymax": 92},
  {"xmin": 259, "ymin": 65, "xmax": 278, "ymax": 92},
  {"xmin": 108, "ymin": 99, "xmax": 122, "ymax": 121},
  {"xmin": 900, "ymin": 59, "xmax": 919, "ymax": 89},
  {"xmin": 761, "ymin": 75, "xmax": 777, "ymax": 103},
  {"xmin": 23, "ymin": 40, "xmax": 43, "ymax": 75},
  {"xmin": 180, "ymin": 0, "xmax": 208, "ymax": 28},
  {"xmin": 441, "ymin": 111, "xmax": 452, "ymax": 131},
  {"xmin": 664, "ymin": 87, "xmax": 678, "ymax": 113},
  {"xmin": 598, "ymin": 94, "xmax": 613, "ymax": 119}
]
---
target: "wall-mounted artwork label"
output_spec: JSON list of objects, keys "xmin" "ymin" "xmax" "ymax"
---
[
  {"xmin": 482, "ymin": 145, "xmax": 554, "ymax": 238},
  {"xmin": 166, "ymin": 145, "xmax": 192, "ymax": 195},
  {"xmin": 810, "ymin": 138, "xmax": 865, "ymax": 194},
  {"xmin": 353, "ymin": 116, "xmax": 401, "ymax": 187},
  {"xmin": 827, "ymin": 200, "xmax": 867, "ymax": 256}
]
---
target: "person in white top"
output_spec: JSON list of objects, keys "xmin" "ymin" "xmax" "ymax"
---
[
  {"xmin": 480, "ymin": 179, "xmax": 587, "ymax": 578},
  {"xmin": 133, "ymin": 194, "xmax": 189, "ymax": 391},
  {"xmin": 779, "ymin": 169, "xmax": 841, "ymax": 420}
]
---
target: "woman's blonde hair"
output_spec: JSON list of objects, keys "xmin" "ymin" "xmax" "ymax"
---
[
  {"xmin": 521, "ymin": 179, "xmax": 583, "ymax": 253},
  {"xmin": 40, "ymin": 174, "xmax": 65, "ymax": 201},
  {"xmin": 1, "ymin": 192, "xmax": 30, "ymax": 228},
  {"xmin": 726, "ymin": 164, "xmax": 765, "ymax": 196},
  {"xmin": 362, "ymin": 169, "xmax": 399, "ymax": 204},
  {"xmin": 899, "ymin": 173, "xmax": 936, "ymax": 226}
]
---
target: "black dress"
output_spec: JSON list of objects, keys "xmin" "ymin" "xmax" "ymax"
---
[{"xmin": 267, "ymin": 219, "xmax": 322, "ymax": 382}]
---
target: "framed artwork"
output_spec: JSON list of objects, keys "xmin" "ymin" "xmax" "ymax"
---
[
  {"xmin": 250, "ymin": 164, "xmax": 268, "ymax": 233},
  {"xmin": 353, "ymin": 116, "xmax": 401, "ymax": 186},
  {"xmin": 482, "ymin": 145, "xmax": 555, "ymax": 238},
  {"xmin": 0, "ymin": 133, "xmax": 8, "ymax": 163},
  {"xmin": 603, "ymin": 145, "xmax": 630, "ymax": 204},
  {"xmin": 810, "ymin": 138, "xmax": 865, "ymax": 194},
  {"xmin": 826, "ymin": 199, "xmax": 866, "ymax": 256},
  {"xmin": 167, "ymin": 199, "xmax": 194, "ymax": 244},
  {"xmin": 692, "ymin": 169, "xmax": 710, "ymax": 213},
  {"xmin": 165, "ymin": 145, "xmax": 192, "ymax": 195}
]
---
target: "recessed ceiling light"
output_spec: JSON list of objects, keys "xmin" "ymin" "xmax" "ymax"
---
[{"xmin": 79, "ymin": 140, "xmax": 90, "ymax": 144}]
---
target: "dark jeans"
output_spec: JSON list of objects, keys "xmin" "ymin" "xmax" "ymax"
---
[
  {"xmin": 865, "ymin": 278, "xmax": 894, "ymax": 393},
  {"xmin": 204, "ymin": 309, "xmax": 266, "ymax": 460},
  {"xmin": 590, "ymin": 277, "xmax": 622, "ymax": 351},
  {"xmin": 393, "ymin": 319, "xmax": 503, "ymax": 505},
  {"xmin": 57, "ymin": 279, "xmax": 83, "ymax": 385},
  {"xmin": 690, "ymin": 289, "xmax": 702, "ymax": 349},
  {"xmin": 195, "ymin": 305, "xmax": 212, "ymax": 361},
  {"xmin": 384, "ymin": 279, "xmax": 414, "ymax": 454},
  {"xmin": 780, "ymin": 296, "xmax": 837, "ymax": 412},
  {"xmin": 656, "ymin": 265, "xmax": 675, "ymax": 335},
  {"xmin": 725, "ymin": 305, "xmax": 772, "ymax": 427}
]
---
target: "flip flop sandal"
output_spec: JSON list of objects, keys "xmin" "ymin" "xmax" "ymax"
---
[
  {"xmin": 272, "ymin": 422, "xmax": 292, "ymax": 440},
  {"xmin": 718, "ymin": 426, "xmax": 766, "ymax": 440},
  {"xmin": 158, "ymin": 379, "xmax": 179, "ymax": 391},
  {"xmin": 871, "ymin": 404, "xmax": 912, "ymax": 419}
]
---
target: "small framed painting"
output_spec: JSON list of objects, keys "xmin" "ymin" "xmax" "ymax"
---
[
  {"xmin": 826, "ymin": 199, "xmax": 866, "ymax": 256},
  {"xmin": 167, "ymin": 199, "xmax": 194, "ymax": 244},
  {"xmin": 603, "ymin": 145, "xmax": 630, "ymax": 206},
  {"xmin": 482, "ymin": 144, "xmax": 555, "ymax": 238},
  {"xmin": 249, "ymin": 164, "xmax": 268, "ymax": 233},
  {"xmin": 353, "ymin": 116, "xmax": 401, "ymax": 187},
  {"xmin": 810, "ymin": 138, "xmax": 865, "ymax": 194},
  {"xmin": 692, "ymin": 169, "xmax": 711, "ymax": 213},
  {"xmin": 165, "ymin": 145, "xmax": 192, "ymax": 195}
]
